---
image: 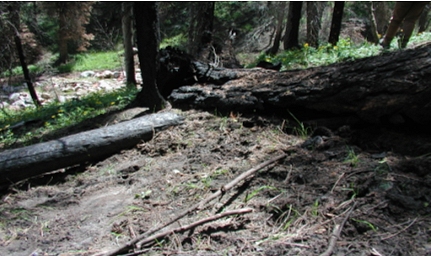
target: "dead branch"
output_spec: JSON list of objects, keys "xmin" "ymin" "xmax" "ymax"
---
[
  {"xmin": 381, "ymin": 217, "xmax": 417, "ymax": 240},
  {"xmin": 320, "ymin": 201, "xmax": 357, "ymax": 256},
  {"xmin": 220, "ymin": 153, "xmax": 287, "ymax": 193},
  {"xmin": 137, "ymin": 208, "xmax": 253, "ymax": 248},
  {"xmin": 104, "ymin": 153, "xmax": 286, "ymax": 256}
]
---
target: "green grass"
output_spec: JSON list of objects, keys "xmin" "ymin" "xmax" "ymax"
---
[
  {"xmin": 0, "ymin": 87, "xmax": 138, "ymax": 148},
  {"xmin": 248, "ymin": 32, "xmax": 431, "ymax": 71},
  {"xmin": 56, "ymin": 51, "xmax": 123, "ymax": 74},
  {"xmin": 1, "ymin": 50, "xmax": 123, "ymax": 78}
]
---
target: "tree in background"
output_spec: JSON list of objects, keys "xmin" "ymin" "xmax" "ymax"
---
[
  {"xmin": 5, "ymin": 2, "xmax": 41, "ymax": 107},
  {"xmin": 40, "ymin": 2, "xmax": 94, "ymax": 64},
  {"xmin": 328, "ymin": 1, "xmax": 345, "ymax": 45},
  {"xmin": 284, "ymin": 1, "xmax": 303, "ymax": 50},
  {"xmin": 418, "ymin": 3, "xmax": 430, "ymax": 33},
  {"xmin": 306, "ymin": 2, "xmax": 324, "ymax": 48},
  {"xmin": 267, "ymin": 2, "xmax": 287, "ymax": 55},
  {"xmin": 121, "ymin": 2, "xmax": 136, "ymax": 88},
  {"xmin": 132, "ymin": 1, "xmax": 166, "ymax": 111},
  {"xmin": 188, "ymin": 2, "xmax": 215, "ymax": 61}
]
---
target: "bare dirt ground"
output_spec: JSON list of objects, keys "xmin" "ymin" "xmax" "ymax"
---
[{"xmin": 1, "ymin": 74, "xmax": 431, "ymax": 256}]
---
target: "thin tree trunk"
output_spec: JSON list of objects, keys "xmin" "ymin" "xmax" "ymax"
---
[
  {"xmin": 368, "ymin": 2, "xmax": 380, "ymax": 44},
  {"xmin": 307, "ymin": 1, "xmax": 323, "ymax": 48},
  {"xmin": 373, "ymin": 1, "xmax": 391, "ymax": 35},
  {"xmin": 418, "ymin": 3, "xmax": 430, "ymax": 33},
  {"xmin": 58, "ymin": 4, "xmax": 69, "ymax": 64},
  {"xmin": 328, "ymin": 1, "xmax": 345, "ymax": 45},
  {"xmin": 122, "ymin": 2, "xmax": 136, "ymax": 88},
  {"xmin": 188, "ymin": 2, "xmax": 215, "ymax": 60},
  {"xmin": 267, "ymin": 2, "xmax": 287, "ymax": 55},
  {"xmin": 284, "ymin": 1, "xmax": 303, "ymax": 50},
  {"xmin": 132, "ymin": 1, "xmax": 166, "ymax": 111},
  {"xmin": 8, "ymin": 3, "xmax": 41, "ymax": 107}
]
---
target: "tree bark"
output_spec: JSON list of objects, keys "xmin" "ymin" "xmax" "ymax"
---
[
  {"xmin": 284, "ymin": 1, "xmax": 303, "ymax": 50},
  {"xmin": 306, "ymin": 1, "xmax": 323, "ymax": 48},
  {"xmin": 169, "ymin": 43, "xmax": 431, "ymax": 127},
  {"xmin": 0, "ymin": 112, "xmax": 184, "ymax": 188},
  {"xmin": 328, "ymin": 1, "xmax": 345, "ymax": 45},
  {"xmin": 7, "ymin": 3, "xmax": 41, "ymax": 107},
  {"xmin": 368, "ymin": 2, "xmax": 380, "ymax": 45},
  {"xmin": 132, "ymin": 2, "xmax": 166, "ymax": 111},
  {"xmin": 122, "ymin": 2, "xmax": 136, "ymax": 88},
  {"xmin": 267, "ymin": 2, "xmax": 287, "ymax": 55},
  {"xmin": 57, "ymin": 3, "xmax": 69, "ymax": 64},
  {"xmin": 418, "ymin": 3, "xmax": 430, "ymax": 33},
  {"xmin": 188, "ymin": 2, "xmax": 215, "ymax": 60}
]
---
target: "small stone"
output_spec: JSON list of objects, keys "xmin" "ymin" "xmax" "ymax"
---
[
  {"xmin": 8, "ymin": 92, "xmax": 21, "ymax": 102},
  {"xmin": 80, "ymin": 71, "xmax": 96, "ymax": 78},
  {"xmin": 113, "ymin": 71, "xmax": 122, "ymax": 78},
  {"xmin": 41, "ymin": 93, "xmax": 51, "ymax": 100}
]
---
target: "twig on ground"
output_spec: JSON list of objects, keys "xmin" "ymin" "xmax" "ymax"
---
[
  {"xmin": 137, "ymin": 208, "xmax": 252, "ymax": 248},
  {"xmin": 320, "ymin": 201, "xmax": 356, "ymax": 256},
  {"xmin": 104, "ymin": 153, "xmax": 286, "ymax": 256},
  {"xmin": 381, "ymin": 217, "xmax": 417, "ymax": 240},
  {"xmin": 330, "ymin": 172, "xmax": 344, "ymax": 193},
  {"xmin": 284, "ymin": 164, "xmax": 293, "ymax": 183}
]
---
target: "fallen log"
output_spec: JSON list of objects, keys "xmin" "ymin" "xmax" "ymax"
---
[
  {"xmin": 0, "ymin": 112, "xmax": 184, "ymax": 187},
  {"xmin": 169, "ymin": 43, "xmax": 431, "ymax": 127}
]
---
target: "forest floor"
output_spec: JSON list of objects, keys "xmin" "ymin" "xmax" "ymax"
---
[{"xmin": 1, "ymin": 72, "xmax": 431, "ymax": 256}]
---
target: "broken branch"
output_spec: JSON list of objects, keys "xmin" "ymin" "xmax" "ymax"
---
[{"xmin": 104, "ymin": 153, "xmax": 286, "ymax": 256}]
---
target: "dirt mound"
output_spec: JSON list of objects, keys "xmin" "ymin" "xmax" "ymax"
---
[{"xmin": 1, "ymin": 109, "xmax": 430, "ymax": 255}]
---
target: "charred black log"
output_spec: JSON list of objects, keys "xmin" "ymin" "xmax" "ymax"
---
[
  {"xmin": 168, "ymin": 44, "xmax": 431, "ymax": 127},
  {"xmin": 0, "ymin": 112, "xmax": 184, "ymax": 188}
]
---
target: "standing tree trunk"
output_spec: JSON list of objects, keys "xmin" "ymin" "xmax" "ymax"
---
[
  {"xmin": 132, "ymin": 1, "xmax": 166, "ymax": 111},
  {"xmin": 267, "ymin": 2, "xmax": 287, "ymax": 55},
  {"xmin": 373, "ymin": 1, "xmax": 391, "ymax": 35},
  {"xmin": 368, "ymin": 2, "xmax": 380, "ymax": 44},
  {"xmin": 284, "ymin": 1, "xmax": 303, "ymax": 50},
  {"xmin": 7, "ymin": 3, "xmax": 41, "ymax": 107},
  {"xmin": 188, "ymin": 2, "xmax": 215, "ymax": 61},
  {"xmin": 57, "ymin": 3, "xmax": 69, "ymax": 64},
  {"xmin": 122, "ymin": 2, "xmax": 136, "ymax": 88},
  {"xmin": 418, "ymin": 3, "xmax": 430, "ymax": 33},
  {"xmin": 328, "ymin": 1, "xmax": 345, "ymax": 45},
  {"xmin": 306, "ymin": 1, "xmax": 324, "ymax": 48}
]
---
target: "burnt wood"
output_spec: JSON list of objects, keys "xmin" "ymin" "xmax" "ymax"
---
[
  {"xmin": 0, "ymin": 112, "xmax": 184, "ymax": 187},
  {"xmin": 169, "ymin": 43, "xmax": 431, "ymax": 127}
]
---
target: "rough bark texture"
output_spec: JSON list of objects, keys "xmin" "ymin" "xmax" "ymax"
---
[
  {"xmin": 8, "ymin": 3, "xmax": 41, "ymax": 107},
  {"xmin": 306, "ymin": 1, "xmax": 322, "ymax": 48},
  {"xmin": 0, "ymin": 112, "xmax": 184, "ymax": 187},
  {"xmin": 169, "ymin": 44, "xmax": 431, "ymax": 127},
  {"xmin": 132, "ymin": 1, "xmax": 166, "ymax": 111},
  {"xmin": 328, "ymin": 1, "xmax": 345, "ymax": 45},
  {"xmin": 267, "ymin": 2, "xmax": 287, "ymax": 55},
  {"xmin": 122, "ymin": 2, "xmax": 136, "ymax": 87},
  {"xmin": 284, "ymin": 2, "xmax": 303, "ymax": 50}
]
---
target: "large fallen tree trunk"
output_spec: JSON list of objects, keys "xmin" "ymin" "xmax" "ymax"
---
[
  {"xmin": 0, "ymin": 112, "xmax": 184, "ymax": 187},
  {"xmin": 169, "ymin": 43, "xmax": 431, "ymax": 126}
]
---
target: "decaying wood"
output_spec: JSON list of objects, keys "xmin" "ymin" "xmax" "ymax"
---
[
  {"xmin": 169, "ymin": 44, "xmax": 431, "ymax": 127},
  {"xmin": 0, "ymin": 112, "xmax": 184, "ymax": 187},
  {"xmin": 104, "ymin": 153, "xmax": 287, "ymax": 256}
]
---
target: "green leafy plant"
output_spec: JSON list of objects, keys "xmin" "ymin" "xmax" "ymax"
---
[{"xmin": 344, "ymin": 147, "xmax": 360, "ymax": 167}]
